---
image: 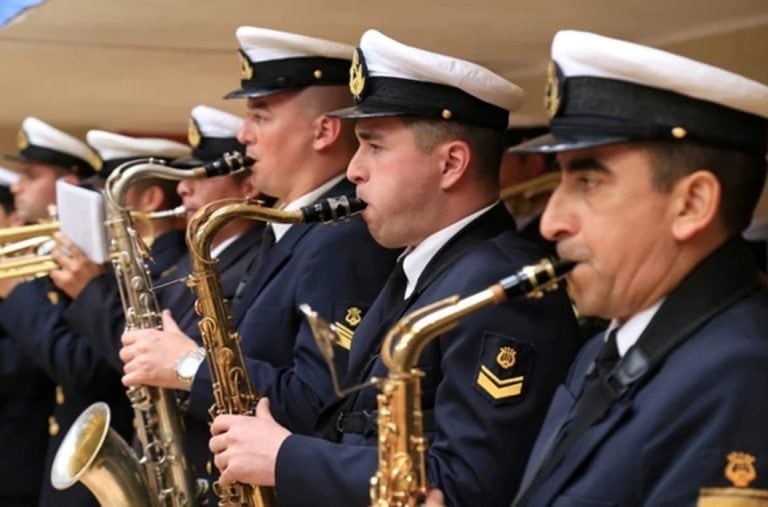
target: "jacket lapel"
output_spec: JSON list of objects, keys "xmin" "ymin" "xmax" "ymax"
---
[
  {"xmin": 525, "ymin": 238, "xmax": 764, "ymax": 503},
  {"xmin": 231, "ymin": 178, "xmax": 357, "ymax": 327},
  {"xmin": 346, "ymin": 203, "xmax": 516, "ymax": 377}
]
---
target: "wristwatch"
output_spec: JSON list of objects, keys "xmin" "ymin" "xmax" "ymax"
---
[{"xmin": 176, "ymin": 347, "xmax": 206, "ymax": 390}]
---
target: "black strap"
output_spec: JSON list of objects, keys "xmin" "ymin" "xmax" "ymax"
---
[{"xmin": 337, "ymin": 409, "xmax": 436, "ymax": 437}]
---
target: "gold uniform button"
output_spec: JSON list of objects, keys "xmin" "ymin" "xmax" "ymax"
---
[
  {"xmin": 48, "ymin": 416, "xmax": 60, "ymax": 436},
  {"xmin": 206, "ymin": 460, "xmax": 213, "ymax": 475},
  {"xmin": 55, "ymin": 385, "xmax": 65, "ymax": 405}
]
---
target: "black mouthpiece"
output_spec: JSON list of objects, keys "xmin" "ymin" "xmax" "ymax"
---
[
  {"xmin": 202, "ymin": 152, "xmax": 253, "ymax": 177},
  {"xmin": 499, "ymin": 258, "xmax": 576, "ymax": 298},
  {"xmin": 300, "ymin": 196, "xmax": 367, "ymax": 224}
]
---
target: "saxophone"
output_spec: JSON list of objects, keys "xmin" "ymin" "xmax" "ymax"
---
[
  {"xmin": 369, "ymin": 258, "xmax": 575, "ymax": 507},
  {"xmin": 185, "ymin": 195, "xmax": 366, "ymax": 507},
  {"xmin": 51, "ymin": 153, "xmax": 251, "ymax": 507}
]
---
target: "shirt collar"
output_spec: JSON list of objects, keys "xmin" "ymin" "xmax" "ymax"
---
[
  {"xmin": 401, "ymin": 202, "xmax": 497, "ymax": 298},
  {"xmin": 271, "ymin": 174, "xmax": 345, "ymax": 242},
  {"xmin": 210, "ymin": 232, "xmax": 240, "ymax": 259},
  {"xmin": 606, "ymin": 298, "xmax": 665, "ymax": 356}
]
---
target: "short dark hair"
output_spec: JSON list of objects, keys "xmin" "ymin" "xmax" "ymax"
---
[
  {"xmin": 399, "ymin": 117, "xmax": 505, "ymax": 186},
  {"xmin": 643, "ymin": 141, "xmax": 767, "ymax": 233},
  {"xmin": 133, "ymin": 178, "xmax": 182, "ymax": 209}
]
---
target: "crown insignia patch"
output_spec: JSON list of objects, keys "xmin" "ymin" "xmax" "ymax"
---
[{"xmin": 475, "ymin": 333, "xmax": 533, "ymax": 404}]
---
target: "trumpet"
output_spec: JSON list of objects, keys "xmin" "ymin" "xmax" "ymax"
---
[
  {"xmin": 500, "ymin": 171, "xmax": 560, "ymax": 216},
  {"xmin": 0, "ymin": 206, "xmax": 187, "ymax": 280}
]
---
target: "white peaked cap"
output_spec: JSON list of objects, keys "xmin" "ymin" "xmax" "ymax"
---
[
  {"xmin": 86, "ymin": 130, "xmax": 191, "ymax": 162},
  {"xmin": 330, "ymin": 29, "xmax": 524, "ymax": 130},
  {"xmin": 362, "ymin": 29, "xmax": 524, "ymax": 117},
  {"xmin": 190, "ymin": 105, "xmax": 243, "ymax": 138},
  {"xmin": 0, "ymin": 166, "xmax": 19, "ymax": 186},
  {"xmin": 236, "ymin": 26, "xmax": 353, "ymax": 63},
  {"xmin": 513, "ymin": 30, "xmax": 768, "ymax": 155},
  {"xmin": 553, "ymin": 30, "xmax": 768, "ymax": 120},
  {"xmin": 225, "ymin": 27, "xmax": 353, "ymax": 99},
  {"xmin": 14, "ymin": 117, "xmax": 96, "ymax": 175}
]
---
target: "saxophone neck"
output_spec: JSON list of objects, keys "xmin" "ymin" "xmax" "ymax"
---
[{"xmin": 381, "ymin": 289, "xmax": 502, "ymax": 374}]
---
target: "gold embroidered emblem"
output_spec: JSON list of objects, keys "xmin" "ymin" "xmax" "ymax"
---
[
  {"xmin": 188, "ymin": 118, "xmax": 202, "ymax": 148},
  {"xmin": 496, "ymin": 346, "xmax": 517, "ymax": 369},
  {"xmin": 47, "ymin": 290, "xmax": 60, "ymax": 305},
  {"xmin": 17, "ymin": 128, "xmax": 29, "ymax": 150},
  {"xmin": 544, "ymin": 61, "xmax": 561, "ymax": 119},
  {"xmin": 725, "ymin": 452, "xmax": 757, "ymax": 488},
  {"xmin": 349, "ymin": 48, "xmax": 366, "ymax": 101},
  {"xmin": 238, "ymin": 50, "xmax": 253, "ymax": 80},
  {"xmin": 87, "ymin": 147, "xmax": 103, "ymax": 172},
  {"xmin": 345, "ymin": 306, "xmax": 362, "ymax": 327}
]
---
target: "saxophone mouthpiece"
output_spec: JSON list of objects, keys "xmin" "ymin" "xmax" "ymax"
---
[
  {"xmin": 300, "ymin": 196, "xmax": 367, "ymax": 224},
  {"xmin": 499, "ymin": 258, "xmax": 576, "ymax": 298},
  {"xmin": 200, "ymin": 152, "xmax": 253, "ymax": 178}
]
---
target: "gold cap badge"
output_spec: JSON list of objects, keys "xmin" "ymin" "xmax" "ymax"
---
[
  {"xmin": 188, "ymin": 118, "xmax": 202, "ymax": 148},
  {"xmin": 725, "ymin": 452, "xmax": 757, "ymax": 488},
  {"xmin": 87, "ymin": 147, "xmax": 103, "ymax": 172},
  {"xmin": 349, "ymin": 48, "xmax": 366, "ymax": 102},
  {"xmin": 238, "ymin": 49, "xmax": 254, "ymax": 80},
  {"xmin": 544, "ymin": 61, "xmax": 562, "ymax": 119},
  {"xmin": 17, "ymin": 128, "xmax": 29, "ymax": 151}
]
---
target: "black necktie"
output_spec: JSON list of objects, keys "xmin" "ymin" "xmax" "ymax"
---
[
  {"xmin": 375, "ymin": 258, "xmax": 408, "ymax": 321},
  {"xmin": 234, "ymin": 224, "xmax": 275, "ymax": 300},
  {"xmin": 516, "ymin": 329, "xmax": 620, "ymax": 505}
]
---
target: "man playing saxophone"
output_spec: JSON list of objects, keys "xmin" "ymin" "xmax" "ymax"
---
[
  {"xmin": 53, "ymin": 106, "xmax": 268, "ymax": 505},
  {"xmin": 0, "ymin": 125, "xmax": 190, "ymax": 507},
  {"xmin": 118, "ymin": 29, "xmax": 399, "ymax": 503},
  {"xmin": 208, "ymin": 30, "xmax": 581, "ymax": 507}
]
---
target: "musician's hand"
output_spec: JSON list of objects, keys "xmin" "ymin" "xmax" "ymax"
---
[
  {"xmin": 210, "ymin": 398, "xmax": 290, "ymax": 487},
  {"xmin": 50, "ymin": 232, "xmax": 106, "ymax": 298},
  {"xmin": 424, "ymin": 489, "xmax": 446, "ymax": 507},
  {"xmin": 120, "ymin": 309, "xmax": 198, "ymax": 390}
]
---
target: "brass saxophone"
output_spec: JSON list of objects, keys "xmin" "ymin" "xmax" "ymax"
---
[
  {"xmin": 185, "ymin": 195, "xmax": 366, "ymax": 506},
  {"xmin": 51, "ymin": 152, "xmax": 251, "ymax": 507},
  {"xmin": 369, "ymin": 258, "xmax": 575, "ymax": 507}
]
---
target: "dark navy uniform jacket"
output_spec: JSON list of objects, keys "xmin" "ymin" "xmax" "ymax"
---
[
  {"xmin": 0, "ymin": 229, "xmax": 186, "ymax": 507},
  {"xmin": 275, "ymin": 204, "xmax": 581, "ymax": 507},
  {"xmin": 0, "ymin": 327, "xmax": 54, "ymax": 507},
  {"xmin": 186, "ymin": 178, "xmax": 400, "ymax": 436},
  {"xmin": 515, "ymin": 238, "xmax": 768, "ymax": 507}
]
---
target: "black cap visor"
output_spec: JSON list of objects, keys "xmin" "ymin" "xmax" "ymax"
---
[{"xmin": 510, "ymin": 132, "xmax": 632, "ymax": 154}]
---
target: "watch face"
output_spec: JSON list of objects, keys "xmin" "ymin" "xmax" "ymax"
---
[{"xmin": 178, "ymin": 350, "xmax": 204, "ymax": 379}]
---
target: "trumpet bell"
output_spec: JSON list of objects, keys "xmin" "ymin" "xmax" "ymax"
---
[{"xmin": 51, "ymin": 402, "xmax": 151, "ymax": 507}]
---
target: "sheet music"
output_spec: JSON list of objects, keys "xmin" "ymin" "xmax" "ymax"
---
[{"xmin": 56, "ymin": 180, "xmax": 109, "ymax": 263}]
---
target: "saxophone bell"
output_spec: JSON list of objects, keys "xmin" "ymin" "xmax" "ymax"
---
[{"xmin": 50, "ymin": 402, "xmax": 152, "ymax": 506}]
